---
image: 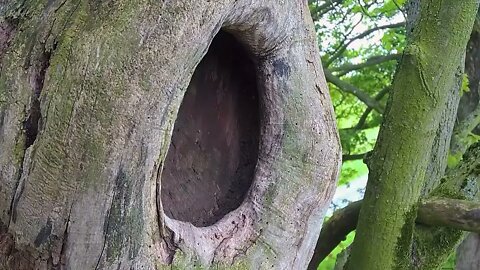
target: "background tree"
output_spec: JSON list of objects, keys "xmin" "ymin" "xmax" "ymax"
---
[
  {"xmin": 453, "ymin": 13, "xmax": 480, "ymax": 270},
  {"xmin": 308, "ymin": 1, "xmax": 480, "ymax": 269}
]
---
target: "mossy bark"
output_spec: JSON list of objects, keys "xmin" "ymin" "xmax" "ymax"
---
[
  {"xmin": 454, "ymin": 13, "xmax": 480, "ymax": 270},
  {"xmin": 0, "ymin": 0, "xmax": 341, "ymax": 269},
  {"xmin": 451, "ymin": 14, "xmax": 480, "ymax": 159},
  {"xmin": 346, "ymin": 1, "xmax": 480, "ymax": 269},
  {"xmin": 412, "ymin": 142, "xmax": 480, "ymax": 269}
]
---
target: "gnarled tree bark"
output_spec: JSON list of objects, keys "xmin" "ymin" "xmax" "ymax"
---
[{"xmin": 0, "ymin": 0, "xmax": 341, "ymax": 269}]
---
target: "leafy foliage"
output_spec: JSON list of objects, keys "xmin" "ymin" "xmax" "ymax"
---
[{"xmin": 309, "ymin": 0, "xmax": 405, "ymax": 183}]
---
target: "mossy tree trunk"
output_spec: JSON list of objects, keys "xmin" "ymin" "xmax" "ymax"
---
[
  {"xmin": 0, "ymin": 0, "xmax": 341, "ymax": 269},
  {"xmin": 346, "ymin": 1, "xmax": 479, "ymax": 269}
]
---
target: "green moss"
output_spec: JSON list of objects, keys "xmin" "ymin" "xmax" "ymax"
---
[
  {"xmin": 166, "ymin": 250, "xmax": 250, "ymax": 270},
  {"xmin": 394, "ymin": 207, "xmax": 417, "ymax": 269},
  {"xmin": 413, "ymin": 226, "xmax": 464, "ymax": 269},
  {"xmin": 429, "ymin": 187, "xmax": 465, "ymax": 201},
  {"xmin": 408, "ymin": 144, "xmax": 480, "ymax": 269},
  {"xmin": 0, "ymin": 82, "xmax": 6, "ymax": 108},
  {"xmin": 168, "ymin": 251, "xmax": 209, "ymax": 270},
  {"xmin": 12, "ymin": 134, "xmax": 26, "ymax": 165}
]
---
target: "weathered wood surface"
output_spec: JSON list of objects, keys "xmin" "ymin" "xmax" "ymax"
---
[
  {"xmin": 0, "ymin": 0, "xmax": 341, "ymax": 269},
  {"xmin": 457, "ymin": 233, "xmax": 480, "ymax": 270}
]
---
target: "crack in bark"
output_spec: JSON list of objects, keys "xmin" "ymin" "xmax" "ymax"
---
[
  {"xmin": 52, "ymin": 205, "xmax": 73, "ymax": 269},
  {"xmin": 155, "ymin": 160, "xmax": 177, "ymax": 264},
  {"xmin": 24, "ymin": 47, "xmax": 52, "ymax": 148},
  {"xmin": 229, "ymin": 232, "xmax": 259, "ymax": 265},
  {"xmin": 211, "ymin": 213, "xmax": 247, "ymax": 265},
  {"xmin": 95, "ymin": 202, "xmax": 111, "ymax": 270},
  {"xmin": 7, "ymin": 158, "xmax": 25, "ymax": 226},
  {"xmin": 8, "ymin": 45, "xmax": 54, "ymax": 227}
]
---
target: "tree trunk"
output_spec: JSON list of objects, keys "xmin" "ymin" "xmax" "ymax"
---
[
  {"xmin": 455, "ymin": 15, "xmax": 480, "ymax": 270},
  {"xmin": 346, "ymin": 1, "xmax": 479, "ymax": 269},
  {"xmin": 0, "ymin": 0, "xmax": 341, "ymax": 269}
]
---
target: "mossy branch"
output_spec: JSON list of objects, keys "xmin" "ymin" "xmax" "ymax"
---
[
  {"xmin": 309, "ymin": 197, "xmax": 480, "ymax": 268},
  {"xmin": 417, "ymin": 198, "xmax": 480, "ymax": 233},
  {"xmin": 311, "ymin": 140, "xmax": 480, "ymax": 269}
]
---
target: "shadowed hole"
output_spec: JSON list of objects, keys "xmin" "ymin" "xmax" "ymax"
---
[{"xmin": 161, "ymin": 30, "xmax": 260, "ymax": 227}]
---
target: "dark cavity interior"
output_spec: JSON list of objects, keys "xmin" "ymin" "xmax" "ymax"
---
[{"xmin": 161, "ymin": 31, "xmax": 260, "ymax": 227}]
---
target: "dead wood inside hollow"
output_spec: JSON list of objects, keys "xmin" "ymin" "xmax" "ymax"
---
[{"xmin": 161, "ymin": 31, "xmax": 260, "ymax": 227}]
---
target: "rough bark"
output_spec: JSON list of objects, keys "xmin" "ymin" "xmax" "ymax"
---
[
  {"xmin": 451, "ymin": 21, "xmax": 480, "ymax": 159},
  {"xmin": 0, "ymin": 0, "xmax": 341, "ymax": 269},
  {"xmin": 454, "ymin": 13, "xmax": 480, "ymax": 270},
  {"xmin": 346, "ymin": 1, "xmax": 479, "ymax": 269},
  {"xmin": 411, "ymin": 141, "xmax": 480, "ymax": 269},
  {"xmin": 416, "ymin": 198, "xmax": 480, "ymax": 233},
  {"xmin": 456, "ymin": 233, "xmax": 480, "ymax": 270}
]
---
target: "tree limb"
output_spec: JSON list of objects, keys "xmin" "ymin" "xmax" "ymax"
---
[
  {"xmin": 330, "ymin": 54, "xmax": 401, "ymax": 76},
  {"xmin": 309, "ymin": 197, "xmax": 480, "ymax": 269},
  {"xmin": 417, "ymin": 198, "xmax": 480, "ymax": 233},
  {"xmin": 307, "ymin": 201, "xmax": 362, "ymax": 270},
  {"xmin": 339, "ymin": 123, "xmax": 376, "ymax": 134},
  {"xmin": 312, "ymin": 139, "xmax": 480, "ymax": 269},
  {"xmin": 324, "ymin": 22, "xmax": 405, "ymax": 66},
  {"xmin": 338, "ymin": 87, "xmax": 389, "ymax": 135},
  {"xmin": 338, "ymin": 87, "xmax": 389, "ymax": 138},
  {"xmin": 310, "ymin": 0, "xmax": 344, "ymax": 21},
  {"xmin": 342, "ymin": 152, "xmax": 371, "ymax": 161},
  {"xmin": 324, "ymin": 68, "xmax": 385, "ymax": 113},
  {"xmin": 353, "ymin": 86, "xmax": 390, "ymax": 130}
]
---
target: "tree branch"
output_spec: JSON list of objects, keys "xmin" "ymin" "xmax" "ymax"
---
[
  {"xmin": 417, "ymin": 198, "xmax": 480, "ymax": 233},
  {"xmin": 331, "ymin": 54, "xmax": 401, "ymax": 76},
  {"xmin": 354, "ymin": 87, "xmax": 390, "ymax": 130},
  {"xmin": 307, "ymin": 201, "xmax": 362, "ymax": 270},
  {"xmin": 324, "ymin": 68, "xmax": 385, "ymax": 113},
  {"xmin": 310, "ymin": 0, "xmax": 344, "ymax": 21},
  {"xmin": 339, "ymin": 123, "xmax": 376, "ymax": 133},
  {"xmin": 342, "ymin": 152, "xmax": 371, "ymax": 161},
  {"xmin": 312, "ymin": 139, "xmax": 480, "ymax": 268},
  {"xmin": 309, "ymin": 197, "xmax": 480, "ymax": 269},
  {"xmin": 324, "ymin": 22, "xmax": 405, "ymax": 67}
]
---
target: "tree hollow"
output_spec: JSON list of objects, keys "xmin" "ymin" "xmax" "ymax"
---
[{"xmin": 161, "ymin": 31, "xmax": 260, "ymax": 227}]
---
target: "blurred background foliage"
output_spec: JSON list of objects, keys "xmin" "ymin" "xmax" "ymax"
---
[{"xmin": 309, "ymin": 0, "xmax": 405, "ymax": 183}]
